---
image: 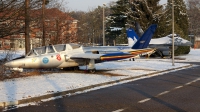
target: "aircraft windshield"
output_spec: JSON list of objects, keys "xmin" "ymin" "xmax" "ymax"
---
[
  {"xmin": 69, "ymin": 43, "xmax": 81, "ymax": 49},
  {"xmin": 34, "ymin": 46, "xmax": 46, "ymax": 55},
  {"xmin": 27, "ymin": 49, "xmax": 37, "ymax": 56},
  {"xmin": 54, "ymin": 44, "xmax": 66, "ymax": 52},
  {"xmin": 47, "ymin": 45, "xmax": 55, "ymax": 53}
]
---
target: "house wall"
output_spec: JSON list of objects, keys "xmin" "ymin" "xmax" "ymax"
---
[{"xmin": 194, "ymin": 36, "xmax": 200, "ymax": 48}]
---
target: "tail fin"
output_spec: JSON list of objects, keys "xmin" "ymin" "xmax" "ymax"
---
[
  {"xmin": 126, "ymin": 28, "xmax": 139, "ymax": 47},
  {"xmin": 135, "ymin": 22, "xmax": 144, "ymax": 37},
  {"xmin": 126, "ymin": 23, "xmax": 156, "ymax": 47},
  {"xmin": 132, "ymin": 24, "xmax": 157, "ymax": 49}
]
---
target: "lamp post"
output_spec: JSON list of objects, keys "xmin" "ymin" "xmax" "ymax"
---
[
  {"xmin": 103, "ymin": 3, "xmax": 106, "ymax": 46},
  {"xmin": 172, "ymin": 0, "xmax": 175, "ymax": 66}
]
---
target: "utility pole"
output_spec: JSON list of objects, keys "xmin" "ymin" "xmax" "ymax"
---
[
  {"xmin": 172, "ymin": 0, "xmax": 175, "ymax": 66},
  {"xmin": 103, "ymin": 4, "xmax": 106, "ymax": 46},
  {"xmin": 25, "ymin": 0, "xmax": 30, "ymax": 54}
]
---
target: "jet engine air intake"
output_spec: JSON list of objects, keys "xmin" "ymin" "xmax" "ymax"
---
[
  {"xmin": 65, "ymin": 55, "xmax": 70, "ymax": 61},
  {"xmin": 92, "ymin": 51, "xmax": 99, "ymax": 54}
]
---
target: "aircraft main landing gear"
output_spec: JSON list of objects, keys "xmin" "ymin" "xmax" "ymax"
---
[
  {"xmin": 87, "ymin": 59, "xmax": 96, "ymax": 73},
  {"xmin": 89, "ymin": 69, "xmax": 96, "ymax": 73}
]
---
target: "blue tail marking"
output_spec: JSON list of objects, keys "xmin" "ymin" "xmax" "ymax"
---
[{"xmin": 126, "ymin": 28, "xmax": 139, "ymax": 40}]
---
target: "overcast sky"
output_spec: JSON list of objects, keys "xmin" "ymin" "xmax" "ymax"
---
[{"xmin": 66, "ymin": 0, "xmax": 167, "ymax": 12}]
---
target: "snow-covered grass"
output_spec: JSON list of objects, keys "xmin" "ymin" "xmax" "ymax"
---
[
  {"xmin": 0, "ymin": 48, "xmax": 199, "ymax": 107},
  {"xmin": 175, "ymin": 49, "xmax": 200, "ymax": 62},
  {"xmin": 0, "ymin": 50, "xmax": 25, "ymax": 61}
]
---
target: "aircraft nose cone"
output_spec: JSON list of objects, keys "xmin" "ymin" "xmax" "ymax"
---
[
  {"xmin": 186, "ymin": 41, "xmax": 192, "ymax": 46},
  {"xmin": 4, "ymin": 60, "xmax": 24, "ymax": 68},
  {"xmin": 4, "ymin": 61, "xmax": 11, "ymax": 67}
]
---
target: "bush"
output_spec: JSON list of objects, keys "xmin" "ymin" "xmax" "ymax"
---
[{"xmin": 175, "ymin": 46, "xmax": 190, "ymax": 56}]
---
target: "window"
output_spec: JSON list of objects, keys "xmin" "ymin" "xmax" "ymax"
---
[
  {"xmin": 34, "ymin": 46, "xmax": 46, "ymax": 55},
  {"xmin": 36, "ymin": 32, "xmax": 42, "ymax": 38},
  {"xmin": 69, "ymin": 43, "xmax": 80, "ymax": 49},
  {"xmin": 47, "ymin": 46, "xmax": 55, "ymax": 53},
  {"xmin": 27, "ymin": 50, "xmax": 37, "ymax": 56},
  {"xmin": 4, "ymin": 40, "xmax": 10, "ymax": 46},
  {"xmin": 54, "ymin": 44, "xmax": 66, "ymax": 52}
]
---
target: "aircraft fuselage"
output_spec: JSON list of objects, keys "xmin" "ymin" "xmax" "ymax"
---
[{"xmin": 5, "ymin": 44, "xmax": 87, "ymax": 69}]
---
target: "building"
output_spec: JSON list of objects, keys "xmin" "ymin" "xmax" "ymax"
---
[
  {"xmin": 0, "ymin": 8, "xmax": 78, "ymax": 50},
  {"xmin": 193, "ymin": 36, "xmax": 200, "ymax": 48}
]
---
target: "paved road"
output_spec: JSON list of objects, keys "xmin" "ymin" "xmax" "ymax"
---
[{"xmin": 2, "ymin": 62, "xmax": 200, "ymax": 112}]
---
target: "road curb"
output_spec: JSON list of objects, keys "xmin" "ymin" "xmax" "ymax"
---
[{"xmin": 0, "ymin": 64, "xmax": 193, "ymax": 107}]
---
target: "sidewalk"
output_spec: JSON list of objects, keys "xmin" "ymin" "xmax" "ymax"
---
[{"xmin": 0, "ymin": 60, "xmax": 192, "ymax": 107}]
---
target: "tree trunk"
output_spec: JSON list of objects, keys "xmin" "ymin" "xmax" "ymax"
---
[
  {"xmin": 25, "ymin": 0, "xmax": 30, "ymax": 54},
  {"xmin": 42, "ymin": 0, "xmax": 46, "ymax": 46}
]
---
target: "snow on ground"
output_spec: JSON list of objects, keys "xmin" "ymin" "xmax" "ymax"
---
[
  {"xmin": 176, "ymin": 49, "xmax": 200, "ymax": 62},
  {"xmin": 0, "ymin": 49, "xmax": 199, "ymax": 104}
]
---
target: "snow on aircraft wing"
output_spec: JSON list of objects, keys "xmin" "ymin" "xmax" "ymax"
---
[
  {"xmin": 70, "ymin": 52, "xmax": 135, "ymax": 61},
  {"xmin": 70, "ymin": 48, "xmax": 155, "ymax": 61},
  {"xmin": 70, "ymin": 53, "xmax": 103, "ymax": 59}
]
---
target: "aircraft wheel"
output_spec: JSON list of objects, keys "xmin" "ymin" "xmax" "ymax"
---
[{"xmin": 89, "ymin": 69, "xmax": 96, "ymax": 73}]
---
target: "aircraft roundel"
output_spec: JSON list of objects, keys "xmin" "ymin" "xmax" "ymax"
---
[
  {"xmin": 43, "ymin": 57, "xmax": 49, "ymax": 64},
  {"xmin": 56, "ymin": 54, "xmax": 61, "ymax": 61}
]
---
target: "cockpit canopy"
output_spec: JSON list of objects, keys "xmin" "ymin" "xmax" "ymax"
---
[{"xmin": 26, "ymin": 44, "xmax": 81, "ymax": 56}]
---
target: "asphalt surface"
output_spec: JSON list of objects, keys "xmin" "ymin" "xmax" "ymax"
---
[{"xmin": 2, "ymin": 62, "xmax": 200, "ymax": 112}]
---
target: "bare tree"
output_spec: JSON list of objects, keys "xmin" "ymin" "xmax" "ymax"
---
[
  {"xmin": 69, "ymin": 5, "xmax": 111, "ymax": 46},
  {"xmin": 70, "ymin": 11, "xmax": 89, "ymax": 44},
  {"xmin": 0, "ymin": 0, "xmax": 25, "ymax": 38},
  {"xmin": 186, "ymin": 0, "xmax": 200, "ymax": 36}
]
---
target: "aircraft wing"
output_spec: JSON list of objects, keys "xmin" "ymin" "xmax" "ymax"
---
[
  {"xmin": 70, "ymin": 53, "xmax": 103, "ymax": 59},
  {"xmin": 70, "ymin": 52, "xmax": 134, "ymax": 61},
  {"xmin": 149, "ymin": 35, "xmax": 192, "ymax": 46},
  {"xmin": 70, "ymin": 48, "xmax": 155, "ymax": 61}
]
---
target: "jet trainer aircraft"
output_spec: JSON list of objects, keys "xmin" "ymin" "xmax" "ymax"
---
[{"xmin": 4, "ymin": 24, "xmax": 157, "ymax": 73}]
